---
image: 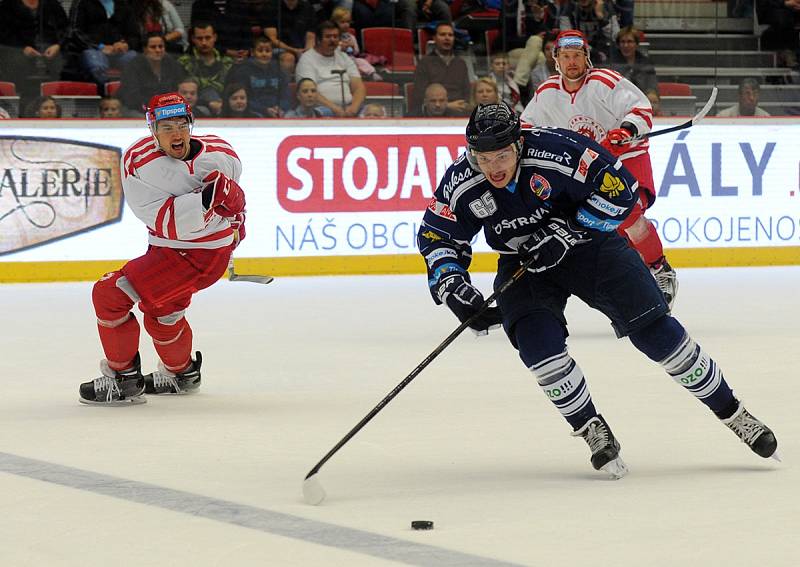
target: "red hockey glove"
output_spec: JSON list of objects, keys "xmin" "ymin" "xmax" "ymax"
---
[
  {"xmin": 202, "ymin": 170, "xmax": 246, "ymax": 217},
  {"xmin": 601, "ymin": 127, "xmax": 636, "ymax": 157},
  {"xmin": 230, "ymin": 212, "xmax": 246, "ymax": 248}
]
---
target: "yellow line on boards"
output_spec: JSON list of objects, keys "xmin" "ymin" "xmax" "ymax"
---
[{"xmin": 1, "ymin": 247, "xmax": 799, "ymax": 283}]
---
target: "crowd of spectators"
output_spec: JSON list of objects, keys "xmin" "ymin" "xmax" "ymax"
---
[{"xmin": 0, "ymin": 0, "xmax": 796, "ymax": 119}]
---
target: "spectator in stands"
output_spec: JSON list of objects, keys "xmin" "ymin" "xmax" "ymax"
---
[
  {"xmin": 131, "ymin": 0, "xmax": 187, "ymax": 54},
  {"xmin": 612, "ymin": 0, "xmax": 633, "ymax": 27},
  {"xmin": 331, "ymin": 6, "xmax": 381, "ymax": 80},
  {"xmin": 527, "ymin": 32, "xmax": 558, "ymax": 94},
  {"xmin": 472, "ymin": 77, "xmax": 500, "ymax": 106},
  {"xmin": 564, "ymin": 0, "xmax": 618, "ymax": 63},
  {"xmin": 608, "ymin": 26, "xmax": 656, "ymax": 97},
  {"xmin": 757, "ymin": 0, "xmax": 800, "ymax": 68},
  {"xmin": 359, "ymin": 102, "xmax": 388, "ymax": 117},
  {"xmin": 178, "ymin": 22, "xmax": 233, "ymax": 116},
  {"xmin": 717, "ymin": 78, "xmax": 771, "ymax": 117},
  {"xmin": 420, "ymin": 82, "xmax": 462, "ymax": 116},
  {"xmin": 24, "ymin": 94, "xmax": 61, "ymax": 117},
  {"xmin": 351, "ymin": 0, "xmax": 412, "ymax": 35},
  {"xmin": 489, "ymin": 52, "xmax": 523, "ymax": 112},
  {"xmin": 225, "ymin": 37, "xmax": 291, "ymax": 117},
  {"xmin": 0, "ymin": 0, "xmax": 68, "ymax": 99},
  {"xmin": 119, "ymin": 33, "xmax": 186, "ymax": 112},
  {"xmin": 265, "ymin": 0, "xmax": 317, "ymax": 61},
  {"xmin": 0, "ymin": 107, "xmax": 10, "ymax": 119},
  {"xmin": 279, "ymin": 50, "xmax": 297, "ymax": 80},
  {"xmin": 190, "ymin": 0, "xmax": 269, "ymax": 59},
  {"xmin": 646, "ymin": 90, "xmax": 662, "ymax": 117},
  {"xmin": 98, "ymin": 95, "xmax": 123, "ymax": 117},
  {"xmin": 295, "ymin": 20, "xmax": 365, "ymax": 116},
  {"xmin": 411, "ymin": 22, "xmax": 471, "ymax": 116},
  {"xmin": 177, "ymin": 76, "xmax": 212, "ymax": 116},
  {"xmin": 284, "ymin": 77, "xmax": 326, "ymax": 117},
  {"xmin": 220, "ymin": 82, "xmax": 263, "ymax": 117},
  {"xmin": 398, "ymin": 0, "xmax": 451, "ymax": 31},
  {"xmin": 68, "ymin": 0, "xmax": 140, "ymax": 84}
]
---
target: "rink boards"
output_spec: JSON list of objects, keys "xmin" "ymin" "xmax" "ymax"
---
[{"xmin": 1, "ymin": 118, "xmax": 798, "ymax": 282}]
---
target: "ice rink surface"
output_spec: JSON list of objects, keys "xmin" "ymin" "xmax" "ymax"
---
[{"xmin": 1, "ymin": 266, "xmax": 798, "ymax": 566}]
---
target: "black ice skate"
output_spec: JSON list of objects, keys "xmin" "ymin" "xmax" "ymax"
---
[
  {"xmin": 572, "ymin": 414, "xmax": 629, "ymax": 479},
  {"xmin": 79, "ymin": 354, "xmax": 146, "ymax": 405},
  {"xmin": 650, "ymin": 256, "xmax": 678, "ymax": 310},
  {"xmin": 722, "ymin": 402, "xmax": 780, "ymax": 460},
  {"xmin": 144, "ymin": 352, "xmax": 202, "ymax": 395}
]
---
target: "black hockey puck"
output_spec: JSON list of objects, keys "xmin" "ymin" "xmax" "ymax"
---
[{"xmin": 411, "ymin": 520, "xmax": 434, "ymax": 530}]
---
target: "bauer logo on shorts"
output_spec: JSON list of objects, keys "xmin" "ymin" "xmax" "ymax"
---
[
  {"xmin": 530, "ymin": 173, "xmax": 552, "ymax": 200},
  {"xmin": 0, "ymin": 136, "xmax": 124, "ymax": 255}
]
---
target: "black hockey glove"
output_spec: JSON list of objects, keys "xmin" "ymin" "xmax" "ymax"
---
[
  {"xmin": 519, "ymin": 217, "xmax": 591, "ymax": 273},
  {"xmin": 436, "ymin": 275, "xmax": 503, "ymax": 336}
]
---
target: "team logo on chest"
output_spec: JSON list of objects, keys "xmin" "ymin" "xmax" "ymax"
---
[
  {"xmin": 568, "ymin": 115, "xmax": 606, "ymax": 141},
  {"xmin": 530, "ymin": 173, "xmax": 552, "ymax": 200}
]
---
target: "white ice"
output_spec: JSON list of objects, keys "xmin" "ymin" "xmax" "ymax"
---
[{"xmin": 1, "ymin": 266, "xmax": 798, "ymax": 566}]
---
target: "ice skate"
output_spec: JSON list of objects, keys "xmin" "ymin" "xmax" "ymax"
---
[
  {"xmin": 722, "ymin": 402, "xmax": 779, "ymax": 460},
  {"xmin": 572, "ymin": 414, "xmax": 629, "ymax": 479},
  {"xmin": 144, "ymin": 352, "xmax": 202, "ymax": 395},
  {"xmin": 79, "ymin": 354, "xmax": 146, "ymax": 405},
  {"xmin": 650, "ymin": 256, "xmax": 678, "ymax": 310}
]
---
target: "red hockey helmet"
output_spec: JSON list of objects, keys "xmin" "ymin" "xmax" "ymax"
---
[
  {"xmin": 145, "ymin": 92, "xmax": 194, "ymax": 133},
  {"xmin": 553, "ymin": 30, "xmax": 590, "ymax": 55}
]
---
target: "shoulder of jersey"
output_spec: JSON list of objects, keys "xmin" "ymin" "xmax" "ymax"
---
[
  {"xmin": 122, "ymin": 136, "xmax": 162, "ymax": 176},
  {"xmin": 585, "ymin": 67, "xmax": 625, "ymax": 90},
  {"xmin": 438, "ymin": 153, "xmax": 485, "ymax": 205},
  {"xmin": 534, "ymin": 75, "xmax": 562, "ymax": 96}
]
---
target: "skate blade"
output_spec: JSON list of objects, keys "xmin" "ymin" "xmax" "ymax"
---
[
  {"xmin": 229, "ymin": 272, "xmax": 274, "ymax": 285},
  {"xmin": 600, "ymin": 457, "xmax": 629, "ymax": 480},
  {"xmin": 79, "ymin": 395, "xmax": 146, "ymax": 406},
  {"xmin": 771, "ymin": 451, "xmax": 782, "ymax": 462}
]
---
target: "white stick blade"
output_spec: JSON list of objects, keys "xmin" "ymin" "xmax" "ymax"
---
[{"xmin": 302, "ymin": 475, "xmax": 327, "ymax": 505}]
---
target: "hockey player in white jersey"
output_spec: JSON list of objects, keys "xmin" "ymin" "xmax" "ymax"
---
[
  {"xmin": 79, "ymin": 92, "xmax": 247, "ymax": 405},
  {"xmin": 521, "ymin": 30, "xmax": 678, "ymax": 308}
]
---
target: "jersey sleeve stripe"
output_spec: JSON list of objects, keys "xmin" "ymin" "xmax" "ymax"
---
[
  {"xmin": 631, "ymin": 107, "xmax": 653, "ymax": 128},
  {"xmin": 586, "ymin": 76, "xmax": 616, "ymax": 90}
]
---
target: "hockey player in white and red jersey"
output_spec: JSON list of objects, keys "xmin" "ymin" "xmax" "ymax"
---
[
  {"xmin": 79, "ymin": 92, "xmax": 247, "ymax": 405},
  {"xmin": 520, "ymin": 30, "xmax": 678, "ymax": 309}
]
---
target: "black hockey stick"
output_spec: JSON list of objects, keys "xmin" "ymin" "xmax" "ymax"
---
[
  {"xmin": 302, "ymin": 254, "xmax": 539, "ymax": 505},
  {"xmin": 620, "ymin": 86, "xmax": 718, "ymax": 144}
]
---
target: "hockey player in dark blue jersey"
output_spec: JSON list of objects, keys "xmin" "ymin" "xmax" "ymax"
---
[{"xmin": 418, "ymin": 102, "xmax": 779, "ymax": 478}]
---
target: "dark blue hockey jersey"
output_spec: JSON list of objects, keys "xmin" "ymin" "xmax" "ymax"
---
[{"xmin": 418, "ymin": 127, "xmax": 639, "ymax": 302}]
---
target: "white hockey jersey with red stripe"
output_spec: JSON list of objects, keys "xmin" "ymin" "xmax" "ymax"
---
[
  {"xmin": 520, "ymin": 68, "xmax": 653, "ymax": 160},
  {"xmin": 121, "ymin": 134, "xmax": 242, "ymax": 249}
]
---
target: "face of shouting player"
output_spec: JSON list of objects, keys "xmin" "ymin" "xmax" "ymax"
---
[
  {"xmin": 155, "ymin": 117, "xmax": 191, "ymax": 159},
  {"xmin": 472, "ymin": 143, "xmax": 519, "ymax": 188},
  {"xmin": 556, "ymin": 47, "xmax": 588, "ymax": 82}
]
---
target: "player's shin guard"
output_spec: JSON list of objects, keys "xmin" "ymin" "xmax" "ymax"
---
[
  {"xmin": 144, "ymin": 313, "xmax": 194, "ymax": 373},
  {"xmin": 93, "ymin": 272, "xmax": 141, "ymax": 371},
  {"xmin": 657, "ymin": 331, "xmax": 737, "ymax": 415},
  {"xmin": 529, "ymin": 350, "xmax": 597, "ymax": 430}
]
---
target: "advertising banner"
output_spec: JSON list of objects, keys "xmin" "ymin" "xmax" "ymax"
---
[{"xmin": 0, "ymin": 120, "xmax": 798, "ymax": 264}]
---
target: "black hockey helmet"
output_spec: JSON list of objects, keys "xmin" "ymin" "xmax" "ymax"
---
[{"xmin": 465, "ymin": 102, "xmax": 522, "ymax": 167}]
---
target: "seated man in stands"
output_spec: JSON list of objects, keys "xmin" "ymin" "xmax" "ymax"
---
[
  {"xmin": 411, "ymin": 22, "xmax": 471, "ymax": 117},
  {"xmin": 717, "ymin": 78, "xmax": 771, "ymax": 117},
  {"xmin": 0, "ymin": 0, "xmax": 68, "ymax": 99},
  {"xmin": 178, "ymin": 22, "xmax": 233, "ymax": 116},
  {"xmin": 607, "ymin": 26, "xmax": 657, "ymax": 98},
  {"xmin": 295, "ymin": 21, "xmax": 365, "ymax": 117},
  {"xmin": 68, "ymin": 0, "xmax": 140, "ymax": 84},
  {"xmin": 265, "ymin": 0, "xmax": 317, "ymax": 61},
  {"xmin": 418, "ymin": 82, "xmax": 462, "ymax": 117},
  {"xmin": 118, "ymin": 33, "xmax": 186, "ymax": 113}
]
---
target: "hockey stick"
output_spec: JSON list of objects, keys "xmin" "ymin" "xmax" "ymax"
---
[
  {"xmin": 227, "ymin": 259, "xmax": 274, "ymax": 285},
  {"xmin": 302, "ymin": 254, "xmax": 539, "ymax": 505},
  {"xmin": 622, "ymin": 86, "xmax": 718, "ymax": 144}
]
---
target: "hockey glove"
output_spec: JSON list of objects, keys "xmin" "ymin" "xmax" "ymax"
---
[
  {"xmin": 436, "ymin": 274, "xmax": 503, "ymax": 336},
  {"xmin": 230, "ymin": 212, "xmax": 246, "ymax": 248},
  {"xmin": 519, "ymin": 217, "xmax": 591, "ymax": 274},
  {"xmin": 202, "ymin": 170, "xmax": 246, "ymax": 217},
  {"xmin": 601, "ymin": 123, "xmax": 637, "ymax": 157}
]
